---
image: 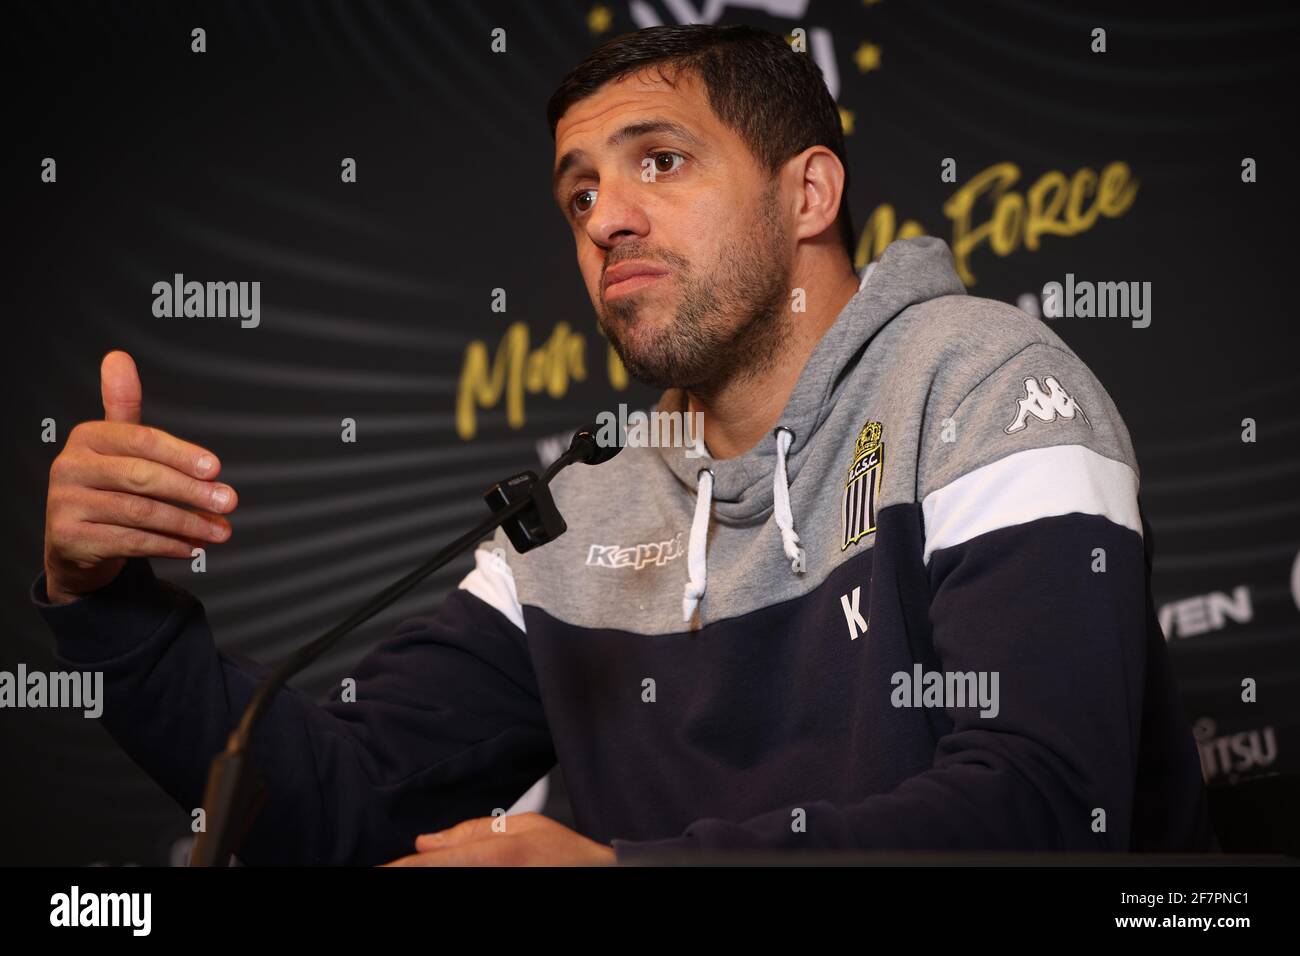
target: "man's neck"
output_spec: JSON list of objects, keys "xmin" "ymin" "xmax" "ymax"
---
[{"xmin": 686, "ymin": 258, "xmax": 861, "ymax": 460}]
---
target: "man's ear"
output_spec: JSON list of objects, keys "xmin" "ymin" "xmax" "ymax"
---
[{"xmin": 789, "ymin": 146, "xmax": 846, "ymax": 243}]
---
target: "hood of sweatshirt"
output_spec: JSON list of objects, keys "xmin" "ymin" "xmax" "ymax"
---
[{"xmin": 651, "ymin": 237, "xmax": 966, "ymax": 620}]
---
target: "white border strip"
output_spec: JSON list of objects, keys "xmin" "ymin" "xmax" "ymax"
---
[
  {"xmin": 922, "ymin": 444, "xmax": 1141, "ymax": 564},
  {"xmin": 458, "ymin": 546, "xmax": 526, "ymax": 632}
]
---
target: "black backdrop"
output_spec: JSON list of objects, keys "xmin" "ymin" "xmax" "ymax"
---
[{"xmin": 4, "ymin": 0, "xmax": 1298, "ymax": 864}]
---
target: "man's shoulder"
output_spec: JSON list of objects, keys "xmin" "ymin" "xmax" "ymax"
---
[
  {"xmin": 889, "ymin": 291, "xmax": 1078, "ymax": 373},
  {"xmin": 894, "ymin": 295, "xmax": 1140, "ymax": 498}
]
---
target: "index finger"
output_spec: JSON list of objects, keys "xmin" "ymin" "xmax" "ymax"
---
[{"xmin": 77, "ymin": 421, "xmax": 222, "ymax": 481}]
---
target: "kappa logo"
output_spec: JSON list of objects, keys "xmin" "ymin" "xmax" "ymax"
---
[
  {"xmin": 586, "ymin": 531, "xmax": 686, "ymax": 570},
  {"xmin": 1004, "ymin": 376, "xmax": 1092, "ymax": 435},
  {"xmin": 841, "ymin": 420, "xmax": 884, "ymax": 551}
]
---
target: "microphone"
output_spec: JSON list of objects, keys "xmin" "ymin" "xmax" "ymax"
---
[
  {"xmin": 190, "ymin": 423, "xmax": 620, "ymax": 866},
  {"xmin": 484, "ymin": 422, "xmax": 624, "ymax": 554},
  {"xmin": 566, "ymin": 423, "xmax": 622, "ymax": 465}
]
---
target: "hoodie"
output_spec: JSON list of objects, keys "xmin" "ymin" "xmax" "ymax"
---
[{"xmin": 30, "ymin": 237, "xmax": 1217, "ymax": 864}]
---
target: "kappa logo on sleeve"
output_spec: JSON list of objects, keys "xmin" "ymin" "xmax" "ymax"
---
[
  {"xmin": 842, "ymin": 420, "xmax": 884, "ymax": 550},
  {"xmin": 1004, "ymin": 376, "xmax": 1092, "ymax": 434}
]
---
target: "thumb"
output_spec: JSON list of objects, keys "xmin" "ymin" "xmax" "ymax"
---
[{"xmin": 101, "ymin": 350, "xmax": 143, "ymax": 424}]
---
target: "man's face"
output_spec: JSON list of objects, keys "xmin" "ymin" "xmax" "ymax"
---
[{"xmin": 552, "ymin": 68, "xmax": 794, "ymax": 391}]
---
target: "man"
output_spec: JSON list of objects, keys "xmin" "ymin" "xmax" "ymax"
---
[{"xmin": 35, "ymin": 24, "xmax": 1216, "ymax": 865}]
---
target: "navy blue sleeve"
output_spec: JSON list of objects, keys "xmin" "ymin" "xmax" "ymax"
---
[{"xmin": 31, "ymin": 557, "xmax": 556, "ymax": 866}]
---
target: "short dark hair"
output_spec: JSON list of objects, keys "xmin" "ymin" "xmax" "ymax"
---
[{"xmin": 547, "ymin": 23, "xmax": 855, "ymax": 259}]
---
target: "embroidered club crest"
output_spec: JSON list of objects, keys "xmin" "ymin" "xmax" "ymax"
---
[{"xmin": 842, "ymin": 420, "xmax": 884, "ymax": 550}]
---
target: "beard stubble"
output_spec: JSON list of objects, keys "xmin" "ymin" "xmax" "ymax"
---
[{"xmin": 596, "ymin": 182, "xmax": 793, "ymax": 394}]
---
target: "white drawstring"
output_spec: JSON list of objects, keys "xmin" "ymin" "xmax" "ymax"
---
[
  {"xmin": 773, "ymin": 427, "xmax": 805, "ymax": 573},
  {"xmin": 681, "ymin": 467, "xmax": 714, "ymax": 623},
  {"xmin": 680, "ymin": 429, "xmax": 804, "ymax": 625}
]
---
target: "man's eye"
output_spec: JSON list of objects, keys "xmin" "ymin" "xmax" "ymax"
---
[
  {"xmin": 571, "ymin": 188, "xmax": 597, "ymax": 216},
  {"xmin": 650, "ymin": 151, "xmax": 685, "ymax": 175}
]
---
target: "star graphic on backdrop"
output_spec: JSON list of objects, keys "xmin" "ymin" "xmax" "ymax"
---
[
  {"xmin": 854, "ymin": 42, "xmax": 882, "ymax": 73},
  {"xmin": 587, "ymin": 4, "xmax": 612, "ymax": 34},
  {"xmin": 839, "ymin": 107, "xmax": 855, "ymax": 135}
]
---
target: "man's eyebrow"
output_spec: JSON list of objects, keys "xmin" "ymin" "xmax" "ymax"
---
[{"xmin": 552, "ymin": 119, "xmax": 704, "ymax": 202}]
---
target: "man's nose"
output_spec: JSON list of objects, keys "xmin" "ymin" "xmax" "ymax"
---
[{"xmin": 586, "ymin": 178, "xmax": 651, "ymax": 248}]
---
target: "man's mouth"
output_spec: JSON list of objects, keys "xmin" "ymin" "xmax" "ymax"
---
[
  {"xmin": 603, "ymin": 261, "xmax": 670, "ymax": 300},
  {"xmin": 604, "ymin": 274, "xmax": 668, "ymax": 300}
]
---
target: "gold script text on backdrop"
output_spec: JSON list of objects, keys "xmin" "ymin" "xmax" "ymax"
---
[{"xmin": 857, "ymin": 160, "xmax": 1139, "ymax": 284}]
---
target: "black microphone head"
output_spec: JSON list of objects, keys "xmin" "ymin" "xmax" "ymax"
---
[{"xmin": 570, "ymin": 424, "xmax": 622, "ymax": 465}]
